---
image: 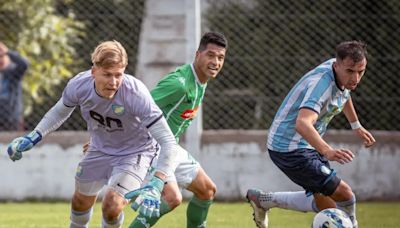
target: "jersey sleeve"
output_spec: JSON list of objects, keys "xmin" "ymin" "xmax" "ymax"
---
[
  {"xmin": 299, "ymin": 75, "xmax": 332, "ymax": 114},
  {"xmin": 151, "ymin": 74, "xmax": 186, "ymax": 109},
  {"xmin": 62, "ymin": 77, "xmax": 80, "ymax": 107}
]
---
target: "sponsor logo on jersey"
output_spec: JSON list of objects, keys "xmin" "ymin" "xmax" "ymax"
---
[
  {"xmin": 112, "ymin": 104, "xmax": 125, "ymax": 116},
  {"xmin": 90, "ymin": 110, "xmax": 124, "ymax": 132},
  {"xmin": 180, "ymin": 106, "xmax": 199, "ymax": 119}
]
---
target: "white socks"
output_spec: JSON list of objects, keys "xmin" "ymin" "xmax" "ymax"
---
[
  {"xmin": 337, "ymin": 194, "xmax": 357, "ymax": 227},
  {"xmin": 70, "ymin": 208, "xmax": 93, "ymax": 228},
  {"xmin": 272, "ymin": 191, "xmax": 357, "ymax": 227},
  {"xmin": 272, "ymin": 191, "xmax": 318, "ymax": 212}
]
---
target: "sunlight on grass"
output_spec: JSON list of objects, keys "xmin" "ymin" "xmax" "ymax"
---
[{"xmin": 0, "ymin": 201, "xmax": 399, "ymax": 227}]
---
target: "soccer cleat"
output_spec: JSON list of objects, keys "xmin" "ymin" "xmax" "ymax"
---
[{"xmin": 246, "ymin": 189, "xmax": 276, "ymax": 228}]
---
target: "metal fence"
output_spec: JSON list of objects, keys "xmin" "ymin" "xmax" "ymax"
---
[
  {"xmin": 202, "ymin": 0, "xmax": 400, "ymax": 130},
  {"xmin": 1, "ymin": 0, "xmax": 145, "ymax": 131},
  {"xmin": 1, "ymin": 0, "xmax": 399, "ymax": 131}
]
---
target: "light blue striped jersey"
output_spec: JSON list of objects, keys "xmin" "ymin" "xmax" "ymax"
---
[{"xmin": 267, "ymin": 58, "xmax": 351, "ymax": 152}]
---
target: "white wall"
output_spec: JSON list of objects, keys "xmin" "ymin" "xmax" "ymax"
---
[
  {"xmin": 136, "ymin": 0, "xmax": 190, "ymax": 90},
  {"xmin": 0, "ymin": 144, "xmax": 80, "ymax": 200},
  {"xmin": 1, "ymin": 130, "xmax": 399, "ymax": 201}
]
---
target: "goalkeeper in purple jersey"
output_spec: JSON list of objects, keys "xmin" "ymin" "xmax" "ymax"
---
[
  {"xmin": 6, "ymin": 40, "xmax": 182, "ymax": 228},
  {"xmin": 126, "ymin": 32, "xmax": 228, "ymax": 228}
]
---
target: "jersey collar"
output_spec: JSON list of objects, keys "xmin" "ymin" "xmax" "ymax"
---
[
  {"xmin": 190, "ymin": 63, "xmax": 206, "ymax": 86},
  {"xmin": 332, "ymin": 65, "xmax": 345, "ymax": 92}
]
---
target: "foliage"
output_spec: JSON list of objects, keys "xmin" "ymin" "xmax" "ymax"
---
[
  {"xmin": 0, "ymin": 0, "xmax": 84, "ymax": 115},
  {"xmin": 24, "ymin": 0, "xmax": 146, "ymax": 130}
]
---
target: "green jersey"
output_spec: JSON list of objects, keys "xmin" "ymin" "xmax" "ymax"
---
[{"xmin": 151, "ymin": 64, "xmax": 207, "ymax": 141}]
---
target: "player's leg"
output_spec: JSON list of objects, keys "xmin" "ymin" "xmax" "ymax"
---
[
  {"xmin": 247, "ymin": 149, "xmax": 335, "ymax": 228},
  {"xmin": 128, "ymin": 180, "xmax": 182, "ymax": 228},
  {"xmin": 70, "ymin": 151, "xmax": 109, "ymax": 228},
  {"xmin": 247, "ymin": 189, "xmax": 320, "ymax": 228},
  {"xmin": 329, "ymin": 180, "xmax": 358, "ymax": 228},
  {"xmin": 70, "ymin": 191, "xmax": 98, "ymax": 228},
  {"xmin": 104, "ymin": 153, "xmax": 151, "ymax": 228},
  {"xmin": 186, "ymin": 167, "xmax": 216, "ymax": 228},
  {"xmin": 101, "ymin": 188, "xmax": 128, "ymax": 228},
  {"xmin": 313, "ymin": 193, "xmax": 336, "ymax": 210}
]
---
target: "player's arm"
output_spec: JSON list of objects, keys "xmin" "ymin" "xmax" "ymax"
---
[
  {"xmin": 342, "ymin": 97, "xmax": 375, "ymax": 147},
  {"xmin": 7, "ymin": 99, "xmax": 75, "ymax": 161},
  {"xmin": 296, "ymin": 108, "xmax": 354, "ymax": 164},
  {"xmin": 147, "ymin": 117, "xmax": 180, "ymax": 177},
  {"xmin": 125, "ymin": 116, "xmax": 181, "ymax": 217}
]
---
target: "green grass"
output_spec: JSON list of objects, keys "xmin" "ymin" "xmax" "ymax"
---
[{"xmin": 0, "ymin": 201, "xmax": 399, "ymax": 227}]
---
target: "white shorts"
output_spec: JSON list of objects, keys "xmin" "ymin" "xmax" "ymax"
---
[
  {"xmin": 75, "ymin": 151, "xmax": 156, "ymax": 197},
  {"xmin": 146, "ymin": 146, "xmax": 200, "ymax": 188}
]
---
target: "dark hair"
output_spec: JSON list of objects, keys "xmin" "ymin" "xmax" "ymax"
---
[
  {"xmin": 335, "ymin": 40, "xmax": 367, "ymax": 62},
  {"xmin": 198, "ymin": 32, "xmax": 228, "ymax": 51}
]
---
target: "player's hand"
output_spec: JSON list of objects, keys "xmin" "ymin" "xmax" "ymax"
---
[
  {"xmin": 83, "ymin": 141, "xmax": 90, "ymax": 154},
  {"xmin": 7, "ymin": 130, "xmax": 42, "ymax": 162},
  {"xmin": 353, "ymin": 127, "xmax": 376, "ymax": 148},
  {"xmin": 322, "ymin": 148, "xmax": 354, "ymax": 164},
  {"xmin": 125, "ymin": 176, "xmax": 164, "ymax": 218}
]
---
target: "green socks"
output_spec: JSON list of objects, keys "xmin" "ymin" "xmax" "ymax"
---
[
  {"xmin": 129, "ymin": 199, "xmax": 171, "ymax": 228},
  {"xmin": 186, "ymin": 196, "xmax": 213, "ymax": 228},
  {"xmin": 129, "ymin": 196, "xmax": 213, "ymax": 228}
]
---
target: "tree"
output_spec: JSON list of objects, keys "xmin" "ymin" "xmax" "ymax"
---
[{"xmin": 0, "ymin": 0, "xmax": 84, "ymax": 116}]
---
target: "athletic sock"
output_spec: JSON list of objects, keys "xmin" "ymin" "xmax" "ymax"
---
[
  {"xmin": 70, "ymin": 207, "xmax": 93, "ymax": 228},
  {"xmin": 129, "ymin": 199, "xmax": 172, "ymax": 228},
  {"xmin": 272, "ymin": 191, "xmax": 318, "ymax": 212},
  {"xmin": 337, "ymin": 193, "xmax": 357, "ymax": 228},
  {"xmin": 186, "ymin": 196, "xmax": 213, "ymax": 228},
  {"xmin": 102, "ymin": 211, "xmax": 124, "ymax": 228}
]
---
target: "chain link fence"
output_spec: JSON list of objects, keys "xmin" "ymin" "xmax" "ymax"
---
[
  {"xmin": 0, "ymin": 0, "xmax": 145, "ymax": 131},
  {"xmin": 202, "ymin": 0, "xmax": 400, "ymax": 130},
  {"xmin": 1, "ymin": 0, "xmax": 399, "ymax": 131}
]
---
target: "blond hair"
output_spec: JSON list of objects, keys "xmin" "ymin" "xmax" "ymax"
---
[{"xmin": 91, "ymin": 40, "xmax": 128, "ymax": 68}]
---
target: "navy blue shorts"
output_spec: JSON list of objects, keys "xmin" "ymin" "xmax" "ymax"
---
[{"xmin": 268, "ymin": 148, "xmax": 341, "ymax": 196}]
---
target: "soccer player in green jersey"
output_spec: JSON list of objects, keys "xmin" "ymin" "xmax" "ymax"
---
[{"xmin": 126, "ymin": 32, "xmax": 228, "ymax": 228}]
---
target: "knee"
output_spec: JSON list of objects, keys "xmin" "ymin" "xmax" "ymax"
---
[
  {"xmin": 207, "ymin": 182, "xmax": 217, "ymax": 199},
  {"xmin": 102, "ymin": 190, "xmax": 125, "ymax": 220},
  {"xmin": 163, "ymin": 190, "xmax": 183, "ymax": 209},
  {"xmin": 196, "ymin": 181, "xmax": 217, "ymax": 200},
  {"xmin": 332, "ymin": 181, "xmax": 354, "ymax": 201},
  {"xmin": 71, "ymin": 192, "xmax": 96, "ymax": 211}
]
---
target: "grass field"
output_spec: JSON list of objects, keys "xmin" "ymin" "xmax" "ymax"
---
[{"xmin": 0, "ymin": 201, "xmax": 399, "ymax": 227}]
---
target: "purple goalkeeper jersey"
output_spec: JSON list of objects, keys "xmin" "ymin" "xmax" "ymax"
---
[{"xmin": 62, "ymin": 70, "xmax": 162, "ymax": 156}]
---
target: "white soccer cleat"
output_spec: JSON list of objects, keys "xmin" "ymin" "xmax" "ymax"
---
[{"xmin": 246, "ymin": 189, "xmax": 276, "ymax": 228}]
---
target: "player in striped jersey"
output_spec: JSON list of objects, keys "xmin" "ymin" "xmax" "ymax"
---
[
  {"xmin": 126, "ymin": 32, "xmax": 228, "ymax": 228},
  {"xmin": 247, "ymin": 41, "xmax": 375, "ymax": 228},
  {"xmin": 6, "ymin": 40, "xmax": 182, "ymax": 228}
]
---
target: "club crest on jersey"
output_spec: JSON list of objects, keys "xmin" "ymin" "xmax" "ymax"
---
[
  {"xmin": 320, "ymin": 165, "xmax": 331, "ymax": 175},
  {"xmin": 180, "ymin": 107, "xmax": 199, "ymax": 119},
  {"xmin": 112, "ymin": 104, "xmax": 125, "ymax": 116},
  {"xmin": 76, "ymin": 165, "xmax": 83, "ymax": 177},
  {"xmin": 178, "ymin": 77, "xmax": 185, "ymax": 85}
]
